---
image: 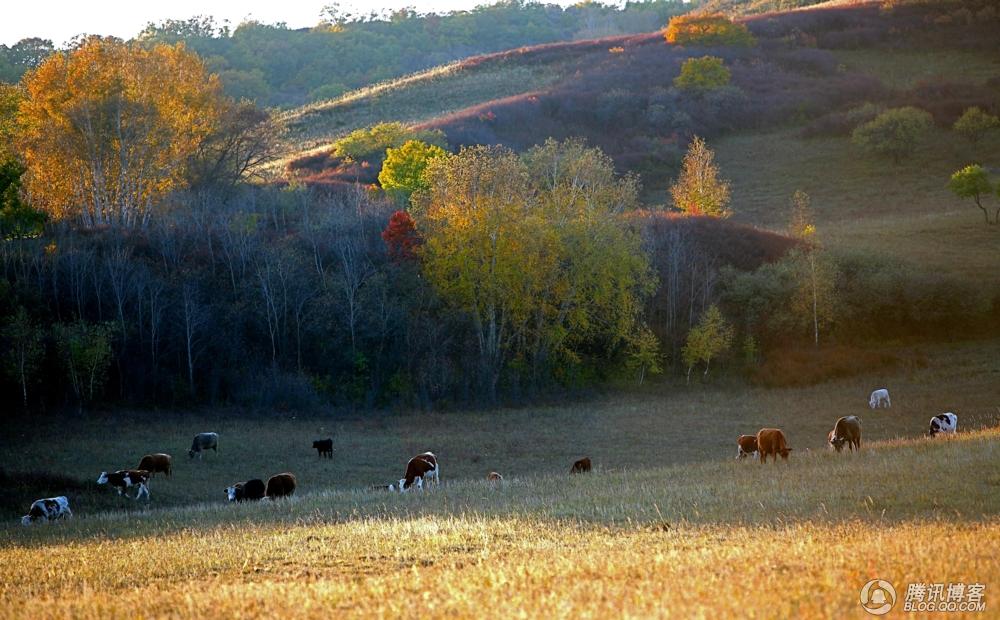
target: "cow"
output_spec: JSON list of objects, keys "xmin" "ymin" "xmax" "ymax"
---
[
  {"xmin": 392, "ymin": 452, "xmax": 439, "ymax": 492},
  {"xmin": 756, "ymin": 429, "xmax": 792, "ymax": 463},
  {"xmin": 928, "ymin": 413, "xmax": 958, "ymax": 437},
  {"xmin": 265, "ymin": 473, "xmax": 297, "ymax": 499},
  {"xmin": 312, "ymin": 438, "xmax": 333, "ymax": 459},
  {"xmin": 21, "ymin": 496, "xmax": 72, "ymax": 526},
  {"xmin": 188, "ymin": 432, "xmax": 219, "ymax": 459},
  {"xmin": 97, "ymin": 469, "xmax": 151, "ymax": 499},
  {"xmin": 869, "ymin": 389, "xmax": 891, "ymax": 409},
  {"xmin": 828, "ymin": 416, "xmax": 862, "ymax": 453},
  {"xmin": 137, "ymin": 453, "xmax": 172, "ymax": 477},
  {"xmin": 570, "ymin": 457, "xmax": 592, "ymax": 474},
  {"xmin": 225, "ymin": 479, "xmax": 266, "ymax": 503},
  {"xmin": 487, "ymin": 471, "xmax": 503, "ymax": 482},
  {"xmin": 736, "ymin": 435, "xmax": 758, "ymax": 460}
]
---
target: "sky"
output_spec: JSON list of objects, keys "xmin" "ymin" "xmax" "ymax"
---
[{"xmin": 2, "ymin": 0, "xmax": 594, "ymax": 47}]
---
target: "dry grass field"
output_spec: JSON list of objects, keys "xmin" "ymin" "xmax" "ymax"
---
[{"xmin": 1, "ymin": 340, "xmax": 999, "ymax": 618}]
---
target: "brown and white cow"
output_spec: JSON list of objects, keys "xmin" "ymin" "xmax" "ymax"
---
[
  {"xmin": 225, "ymin": 478, "xmax": 266, "ymax": 503},
  {"xmin": 391, "ymin": 452, "xmax": 439, "ymax": 492},
  {"xmin": 265, "ymin": 473, "xmax": 297, "ymax": 499},
  {"xmin": 487, "ymin": 471, "xmax": 503, "ymax": 482},
  {"xmin": 570, "ymin": 457, "xmax": 592, "ymax": 474},
  {"xmin": 97, "ymin": 469, "xmax": 151, "ymax": 499},
  {"xmin": 21, "ymin": 496, "xmax": 72, "ymax": 526},
  {"xmin": 828, "ymin": 416, "xmax": 862, "ymax": 452},
  {"xmin": 137, "ymin": 453, "xmax": 172, "ymax": 477},
  {"xmin": 736, "ymin": 435, "xmax": 758, "ymax": 460},
  {"xmin": 756, "ymin": 428, "xmax": 792, "ymax": 464}
]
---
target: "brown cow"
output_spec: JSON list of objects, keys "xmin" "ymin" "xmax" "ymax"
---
[
  {"xmin": 756, "ymin": 429, "xmax": 792, "ymax": 463},
  {"xmin": 570, "ymin": 457, "xmax": 592, "ymax": 474},
  {"xmin": 393, "ymin": 452, "xmax": 439, "ymax": 492},
  {"xmin": 265, "ymin": 473, "xmax": 297, "ymax": 499},
  {"xmin": 827, "ymin": 416, "xmax": 861, "ymax": 452},
  {"xmin": 137, "ymin": 453, "xmax": 172, "ymax": 477},
  {"xmin": 736, "ymin": 435, "xmax": 758, "ymax": 460}
]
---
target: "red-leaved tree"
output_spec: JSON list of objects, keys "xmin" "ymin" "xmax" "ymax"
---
[{"xmin": 381, "ymin": 210, "xmax": 422, "ymax": 261}]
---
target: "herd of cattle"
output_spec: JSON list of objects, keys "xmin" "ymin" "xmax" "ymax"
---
[{"xmin": 20, "ymin": 388, "xmax": 961, "ymax": 525}]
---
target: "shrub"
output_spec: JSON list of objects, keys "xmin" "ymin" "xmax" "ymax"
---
[
  {"xmin": 674, "ymin": 56, "xmax": 731, "ymax": 93},
  {"xmin": 850, "ymin": 106, "xmax": 933, "ymax": 163},
  {"xmin": 664, "ymin": 14, "xmax": 755, "ymax": 47},
  {"xmin": 333, "ymin": 122, "xmax": 447, "ymax": 165},
  {"xmin": 953, "ymin": 106, "xmax": 1000, "ymax": 144}
]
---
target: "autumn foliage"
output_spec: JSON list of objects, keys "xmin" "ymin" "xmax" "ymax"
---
[
  {"xmin": 664, "ymin": 14, "xmax": 755, "ymax": 47},
  {"xmin": 381, "ymin": 210, "xmax": 423, "ymax": 261},
  {"xmin": 17, "ymin": 37, "xmax": 222, "ymax": 226}
]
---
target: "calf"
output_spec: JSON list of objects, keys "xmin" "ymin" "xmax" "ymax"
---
[
  {"xmin": 828, "ymin": 416, "xmax": 862, "ymax": 452},
  {"xmin": 97, "ymin": 469, "xmax": 151, "ymax": 499},
  {"xmin": 869, "ymin": 388, "xmax": 891, "ymax": 409},
  {"xmin": 928, "ymin": 413, "xmax": 958, "ymax": 437},
  {"xmin": 756, "ymin": 429, "xmax": 792, "ymax": 464},
  {"xmin": 188, "ymin": 432, "xmax": 219, "ymax": 459},
  {"xmin": 736, "ymin": 435, "xmax": 758, "ymax": 460},
  {"xmin": 21, "ymin": 496, "xmax": 72, "ymax": 526},
  {"xmin": 570, "ymin": 457, "xmax": 592, "ymax": 474},
  {"xmin": 225, "ymin": 479, "xmax": 266, "ymax": 503},
  {"xmin": 265, "ymin": 473, "xmax": 297, "ymax": 499},
  {"xmin": 487, "ymin": 471, "xmax": 503, "ymax": 482},
  {"xmin": 137, "ymin": 453, "xmax": 172, "ymax": 477},
  {"xmin": 312, "ymin": 438, "xmax": 333, "ymax": 459},
  {"xmin": 392, "ymin": 452, "xmax": 439, "ymax": 492}
]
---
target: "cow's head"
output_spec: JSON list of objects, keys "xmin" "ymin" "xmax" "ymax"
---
[
  {"xmin": 21, "ymin": 515, "xmax": 33, "ymax": 526},
  {"xmin": 96, "ymin": 472, "xmax": 109, "ymax": 484},
  {"xmin": 828, "ymin": 432, "xmax": 846, "ymax": 452},
  {"xmin": 780, "ymin": 448, "xmax": 793, "ymax": 459},
  {"xmin": 225, "ymin": 485, "xmax": 239, "ymax": 502},
  {"xmin": 188, "ymin": 449, "xmax": 197, "ymax": 459}
]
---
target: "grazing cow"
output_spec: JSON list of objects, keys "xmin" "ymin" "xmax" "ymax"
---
[
  {"xmin": 828, "ymin": 416, "xmax": 862, "ymax": 452},
  {"xmin": 487, "ymin": 471, "xmax": 503, "ymax": 482},
  {"xmin": 225, "ymin": 479, "xmax": 266, "ymax": 503},
  {"xmin": 188, "ymin": 432, "xmax": 219, "ymax": 459},
  {"xmin": 312, "ymin": 438, "xmax": 333, "ymax": 459},
  {"xmin": 736, "ymin": 435, "xmax": 759, "ymax": 460},
  {"xmin": 97, "ymin": 469, "xmax": 151, "ymax": 499},
  {"xmin": 928, "ymin": 413, "xmax": 958, "ymax": 437},
  {"xmin": 570, "ymin": 457, "xmax": 592, "ymax": 474},
  {"xmin": 869, "ymin": 389, "xmax": 891, "ymax": 409},
  {"xmin": 265, "ymin": 473, "xmax": 297, "ymax": 499},
  {"xmin": 392, "ymin": 452, "xmax": 439, "ymax": 492},
  {"xmin": 756, "ymin": 429, "xmax": 792, "ymax": 464},
  {"xmin": 21, "ymin": 496, "xmax": 72, "ymax": 526},
  {"xmin": 137, "ymin": 453, "xmax": 172, "ymax": 477}
]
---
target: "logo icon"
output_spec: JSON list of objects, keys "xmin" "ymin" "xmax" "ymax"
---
[{"xmin": 861, "ymin": 579, "xmax": 897, "ymax": 615}]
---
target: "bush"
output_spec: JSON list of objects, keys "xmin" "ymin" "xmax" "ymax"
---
[
  {"xmin": 664, "ymin": 14, "xmax": 755, "ymax": 47},
  {"xmin": 674, "ymin": 56, "xmax": 731, "ymax": 93},
  {"xmin": 953, "ymin": 106, "xmax": 1000, "ymax": 144},
  {"xmin": 332, "ymin": 122, "xmax": 447, "ymax": 165},
  {"xmin": 851, "ymin": 106, "xmax": 933, "ymax": 163}
]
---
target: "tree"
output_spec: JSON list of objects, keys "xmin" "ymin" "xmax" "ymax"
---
[
  {"xmin": 787, "ymin": 191, "xmax": 835, "ymax": 346},
  {"xmin": 378, "ymin": 139, "xmax": 447, "ymax": 203},
  {"xmin": 674, "ymin": 56, "xmax": 731, "ymax": 93},
  {"xmin": 664, "ymin": 14, "xmax": 755, "ymax": 47},
  {"xmin": 3, "ymin": 307, "xmax": 45, "ymax": 410},
  {"xmin": 953, "ymin": 107, "xmax": 1000, "ymax": 144},
  {"xmin": 948, "ymin": 164, "xmax": 997, "ymax": 225},
  {"xmin": 17, "ymin": 37, "xmax": 223, "ymax": 227},
  {"xmin": 418, "ymin": 140, "xmax": 653, "ymax": 401},
  {"xmin": 851, "ymin": 107, "xmax": 933, "ymax": 164},
  {"xmin": 670, "ymin": 136, "xmax": 731, "ymax": 217},
  {"xmin": 626, "ymin": 324, "xmax": 662, "ymax": 385},
  {"xmin": 54, "ymin": 321, "xmax": 114, "ymax": 412},
  {"xmin": 333, "ymin": 122, "xmax": 447, "ymax": 166},
  {"xmin": 0, "ymin": 84, "xmax": 47, "ymax": 239},
  {"xmin": 682, "ymin": 305, "xmax": 733, "ymax": 383},
  {"xmin": 185, "ymin": 99, "xmax": 282, "ymax": 193},
  {"xmin": 381, "ymin": 210, "xmax": 422, "ymax": 261}
]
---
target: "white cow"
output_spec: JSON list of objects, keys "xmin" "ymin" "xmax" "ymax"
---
[
  {"xmin": 21, "ymin": 496, "xmax": 72, "ymax": 525},
  {"xmin": 869, "ymin": 388, "xmax": 891, "ymax": 409},
  {"xmin": 928, "ymin": 413, "xmax": 957, "ymax": 437}
]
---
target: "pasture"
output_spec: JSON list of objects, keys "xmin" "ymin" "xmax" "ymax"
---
[{"xmin": 2, "ymin": 340, "xmax": 999, "ymax": 618}]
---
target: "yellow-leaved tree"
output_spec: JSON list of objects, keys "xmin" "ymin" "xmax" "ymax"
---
[
  {"xmin": 17, "ymin": 37, "xmax": 222, "ymax": 227},
  {"xmin": 416, "ymin": 140, "xmax": 654, "ymax": 401}
]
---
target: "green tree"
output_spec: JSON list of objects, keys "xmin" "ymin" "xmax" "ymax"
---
[
  {"xmin": 626, "ymin": 324, "xmax": 662, "ymax": 385},
  {"xmin": 948, "ymin": 164, "xmax": 997, "ymax": 225},
  {"xmin": 682, "ymin": 305, "xmax": 733, "ymax": 383},
  {"xmin": 3, "ymin": 307, "xmax": 45, "ymax": 410},
  {"xmin": 378, "ymin": 139, "xmax": 447, "ymax": 203},
  {"xmin": 54, "ymin": 321, "xmax": 115, "ymax": 412},
  {"xmin": 851, "ymin": 106, "xmax": 933, "ymax": 164},
  {"xmin": 333, "ymin": 122, "xmax": 447, "ymax": 165},
  {"xmin": 673, "ymin": 55, "xmax": 731, "ymax": 93},
  {"xmin": 953, "ymin": 107, "xmax": 1000, "ymax": 144},
  {"xmin": 418, "ymin": 140, "xmax": 653, "ymax": 401},
  {"xmin": 669, "ymin": 136, "xmax": 731, "ymax": 217}
]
